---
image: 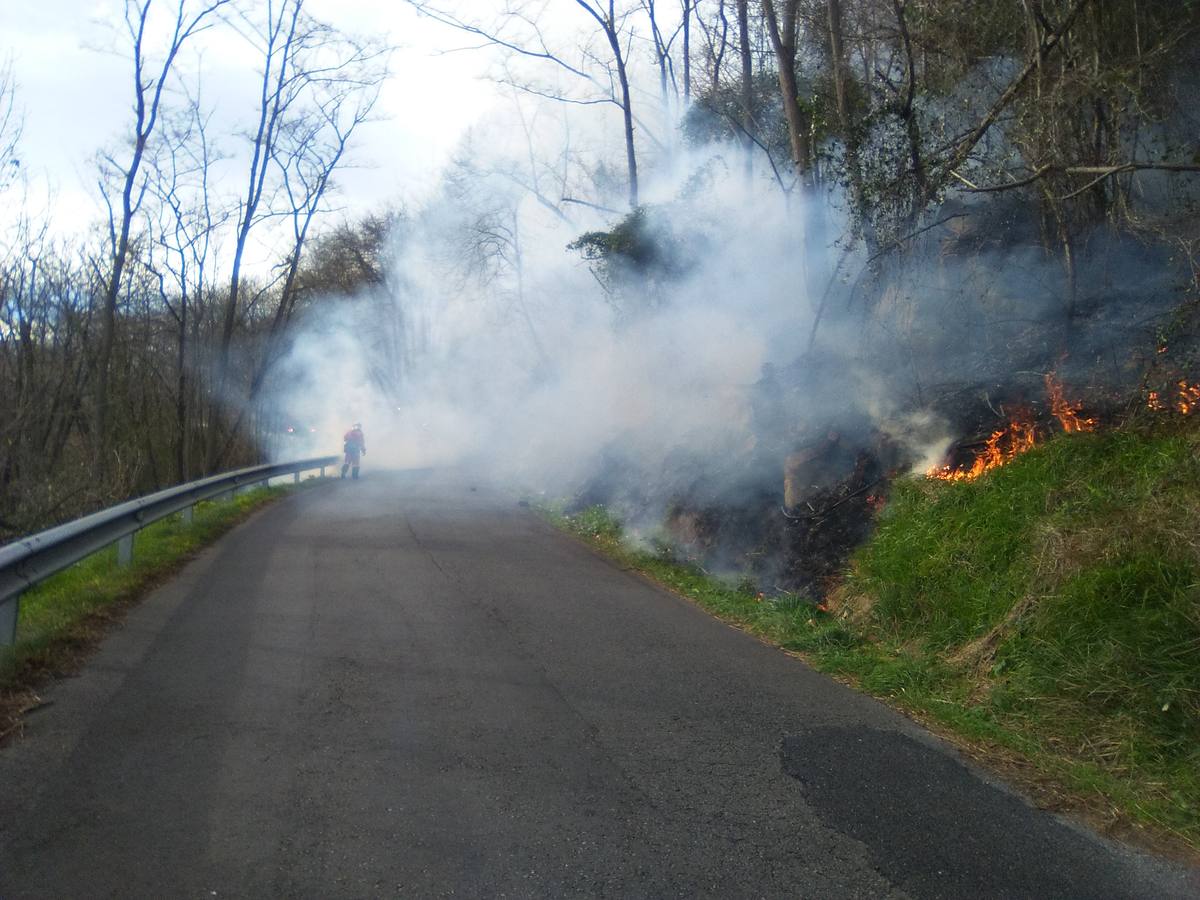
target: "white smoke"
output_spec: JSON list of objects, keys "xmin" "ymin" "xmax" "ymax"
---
[
  {"xmin": 263, "ymin": 112, "xmax": 1182, "ymax": 519},
  {"xmin": 271, "ymin": 141, "xmax": 843, "ymax": 502}
]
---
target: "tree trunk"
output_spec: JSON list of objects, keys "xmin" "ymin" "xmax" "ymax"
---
[
  {"xmin": 175, "ymin": 289, "xmax": 188, "ymax": 482},
  {"xmin": 761, "ymin": 0, "xmax": 810, "ymax": 181},
  {"xmin": 606, "ymin": 11, "xmax": 639, "ymax": 208},
  {"xmin": 575, "ymin": 1, "xmax": 639, "ymax": 208},
  {"xmin": 97, "ymin": 0, "xmax": 226, "ymax": 471},
  {"xmin": 682, "ymin": 0, "xmax": 691, "ymax": 103},
  {"xmin": 209, "ymin": 0, "xmax": 303, "ymax": 471},
  {"xmin": 737, "ymin": 0, "xmax": 754, "ymax": 179}
]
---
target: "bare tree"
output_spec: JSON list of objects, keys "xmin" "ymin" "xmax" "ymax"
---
[
  {"xmin": 439, "ymin": 140, "xmax": 551, "ymax": 364},
  {"xmin": 0, "ymin": 61, "xmax": 22, "ymax": 191},
  {"xmin": 573, "ymin": 1, "xmax": 640, "ymax": 207},
  {"xmin": 681, "ymin": 0, "xmax": 692, "ymax": 103},
  {"xmin": 0, "ymin": 220, "xmax": 107, "ymax": 537},
  {"xmin": 94, "ymin": 0, "xmax": 230, "ymax": 471},
  {"xmin": 642, "ymin": 1, "xmax": 681, "ymax": 115},
  {"xmin": 211, "ymin": 0, "xmax": 306, "ymax": 433},
  {"xmin": 692, "ymin": 0, "xmax": 730, "ymax": 98},
  {"xmin": 246, "ymin": 62, "xmax": 386, "ymax": 401},
  {"xmin": 407, "ymin": 1, "xmax": 646, "ymax": 209},
  {"xmin": 144, "ymin": 84, "xmax": 224, "ymax": 481},
  {"xmin": 208, "ymin": 0, "xmax": 388, "ymax": 468}
]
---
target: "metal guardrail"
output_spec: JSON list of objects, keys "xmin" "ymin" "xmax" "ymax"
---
[{"xmin": 0, "ymin": 455, "xmax": 339, "ymax": 647}]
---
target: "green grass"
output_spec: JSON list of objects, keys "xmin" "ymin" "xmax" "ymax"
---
[
  {"xmin": 1, "ymin": 480, "xmax": 323, "ymax": 688},
  {"xmin": 545, "ymin": 425, "xmax": 1200, "ymax": 851},
  {"xmin": 843, "ymin": 427, "xmax": 1200, "ymax": 843}
]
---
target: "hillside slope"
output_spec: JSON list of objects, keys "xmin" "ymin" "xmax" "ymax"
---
[{"xmin": 834, "ymin": 425, "xmax": 1200, "ymax": 846}]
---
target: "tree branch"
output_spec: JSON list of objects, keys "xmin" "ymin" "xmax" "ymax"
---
[
  {"xmin": 957, "ymin": 163, "xmax": 1200, "ymax": 196},
  {"xmin": 926, "ymin": 0, "xmax": 1093, "ymax": 205},
  {"xmin": 407, "ymin": 2, "xmax": 592, "ymax": 80}
]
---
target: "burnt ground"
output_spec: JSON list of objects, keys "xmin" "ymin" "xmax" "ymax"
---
[
  {"xmin": 568, "ymin": 268, "xmax": 1200, "ymax": 602},
  {"xmin": 659, "ymin": 462, "xmax": 887, "ymax": 600},
  {"xmin": 647, "ymin": 399, "xmax": 1073, "ymax": 603},
  {"xmin": 637, "ymin": 351, "xmax": 1200, "ymax": 602}
]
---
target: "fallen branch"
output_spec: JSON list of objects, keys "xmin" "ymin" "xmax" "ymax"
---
[
  {"xmin": 957, "ymin": 163, "xmax": 1200, "ymax": 196},
  {"xmin": 866, "ymin": 213, "xmax": 968, "ymax": 264},
  {"xmin": 956, "ymin": 166, "xmax": 1052, "ymax": 194},
  {"xmin": 562, "ymin": 196, "xmax": 623, "ymax": 215},
  {"xmin": 781, "ymin": 477, "xmax": 885, "ymax": 523},
  {"xmin": 1055, "ymin": 164, "xmax": 1200, "ymax": 200}
]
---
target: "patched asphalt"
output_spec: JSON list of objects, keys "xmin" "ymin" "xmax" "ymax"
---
[{"xmin": 0, "ymin": 469, "xmax": 1196, "ymax": 898}]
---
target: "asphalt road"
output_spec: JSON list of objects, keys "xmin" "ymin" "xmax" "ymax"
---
[{"xmin": 1, "ymin": 469, "xmax": 1196, "ymax": 899}]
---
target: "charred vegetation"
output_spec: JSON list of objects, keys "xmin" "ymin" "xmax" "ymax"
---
[{"xmin": 563, "ymin": 196, "xmax": 1200, "ymax": 602}]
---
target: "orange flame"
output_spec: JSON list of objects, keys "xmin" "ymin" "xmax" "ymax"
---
[
  {"xmin": 927, "ymin": 418, "xmax": 1037, "ymax": 482},
  {"xmin": 1044, "ymin": 373, "xmax": 1096, "ymax": 433},
  {"xmin": 929, "ymin": 374, "xmax": 1097, "ymax": 482},
  {"xmin": 1145, "ymin": 380, "xmax": 1200, "ymax": 414},
  {"xmin": 1176, "ymin": 381, "xmax": 1200, "ymax": 415}
]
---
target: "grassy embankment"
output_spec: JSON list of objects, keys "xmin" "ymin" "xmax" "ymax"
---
[
  {"xmin": 0, "ymin": 481, "xmax": 320, "ymax": 708},
  {"xmin": 546, "ymin": 425, "xmax": 1200, "ymax": 853}
]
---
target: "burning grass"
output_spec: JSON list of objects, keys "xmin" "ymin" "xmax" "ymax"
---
[
  {"xmin": 926, "ymin": 417, "xmax": 1037, "ymax": 482},
  {"xmin": 1044, "ymin": 372, "xmax": 1098, "ymax": 433},
  {"xmin": 1148, "ymin": 380, "xmax": 1200, "ymax": 415},
  {"xmin": 927, "ymin": 373, "xmax": 1093, "ymax": 483}
]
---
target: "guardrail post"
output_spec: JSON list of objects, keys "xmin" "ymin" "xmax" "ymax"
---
[
  {"xmin": 320, "ymin": 465, "xmax": 326, "ymax": 478},
  {"xmin": 0, "ymin": 592, "xmax": 19, "ymax": 646},
  {"xmin": 293, "ymin": 471, "xmax": 300, "ymax": 484},
  {"xmin": 181, "ymin": 505, "xmax": 194, "ymax": 525},
  {"xmin": 117, "ymin": 533, "xmax": 134, "ymax": 568}
]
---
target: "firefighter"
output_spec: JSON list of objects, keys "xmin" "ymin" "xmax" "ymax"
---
[{"xmin": 341, "ymin": 422, "xmax": 366, "ymax": 480}]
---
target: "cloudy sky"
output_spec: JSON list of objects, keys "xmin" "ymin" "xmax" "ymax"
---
[{"xmin": 0, "ymin": 0, "xmax": 504, "ymax": 226}]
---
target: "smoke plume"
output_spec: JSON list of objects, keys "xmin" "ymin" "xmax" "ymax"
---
[{"xmin": 265, "ymin": 129, "xmax": 1185, "ymax": 551}]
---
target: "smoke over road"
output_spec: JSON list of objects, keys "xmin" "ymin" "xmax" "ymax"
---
[{"xmin": 264, "ymin": 132, "xmax": 1186, "ymax": 577}]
